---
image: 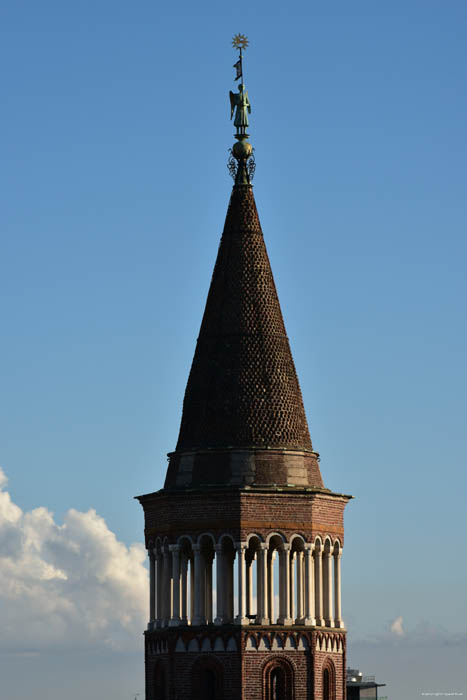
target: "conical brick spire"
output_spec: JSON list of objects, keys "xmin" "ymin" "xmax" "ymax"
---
[
  {"xmin": 164, "ymin": 46, "xmax": 324, "ymax": 491},
  {"xmin": 178, "ymin": 185, "xmax": 311, "ymax": 452},
  {"xmin": 165, "ymin": 183, "xmax": 324, "ymax": 490}
]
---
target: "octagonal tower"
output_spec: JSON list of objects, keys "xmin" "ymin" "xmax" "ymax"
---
[{"xmin": 137, "ymin": 39, "xmax": 351, "ymax": 700}]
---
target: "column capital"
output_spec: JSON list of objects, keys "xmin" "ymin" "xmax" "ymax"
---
[
  {"xmin": 169, "ymin": 544, "xmax": 181, "ymax": 553},
  {"xmin": 235, "ymin": 541, "xmax": 247, "ymax": 551},
  {"xmin": 304, "ymin": 543, "xmax": 314, "ymax": 552},
  {"xmin": 192, "ymin": 543, "xmax": 201, "ymax": 553},
  {"xmin": 281, "ymin": 543, "xmax": 291, "ymax": 552},
  {"xmin": 333, "ymin": 549, "xmax": 343, "ymax": 559},
  {"xmin": 214, "ymin": 543, "xmax": 224, "ymax": 553},
  {"xmin": 259, "ymin": 543, "xmax": 269, "ymax": 551}
]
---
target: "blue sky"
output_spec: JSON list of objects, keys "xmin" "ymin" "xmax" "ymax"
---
[{"xmin": 1, "ymin": 1, "xmax": 466, "ymax": 698}]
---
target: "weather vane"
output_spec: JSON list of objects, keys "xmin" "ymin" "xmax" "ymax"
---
[
  {"xmin": 230, "ymin": 34, "xmax": 251, "ymax": 138},
  {"xmin": 227, "ymin": 34, "xmax": 255, "ymax": 185},
  {"xmin": 232, "ymin": 33, "xmax": 248, "ymax": 83}
]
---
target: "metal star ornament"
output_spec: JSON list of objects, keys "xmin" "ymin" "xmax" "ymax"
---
[{"xmin": 232, "ymin": 33, "xmax": 249, "ymax": 50}]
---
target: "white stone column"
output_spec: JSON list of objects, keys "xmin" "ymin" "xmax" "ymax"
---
[
  {"xmin": 214, "ymin": 544, "xmax": 224, "ymax": 625},
  {"xmin": 295, "ymin": 550, "xmax": 305, "ymax": 624},
  {"xmin": 289, "ymin": 550, "xmax": 295, "ymax": 622},
  {"xmin": 304, "ymin": 544, "xmax": 316, "ymax": 626},
  {"xmin": 278, "ymin": 548, "xmax": 285, "ymax": 622},
  {"xmin": 192, "ymin": 544, "xmax": 206, "ymax": 625},
  {"xmin": 314, "ymin": 543, "xmax": 324, "ymax": 626},
  {"xmin": 148, "ymin": 550, "xmax": 155, "ymax": 630},
  {"xmin": 246, "ymin": 553, "xmax": 254, "ymax": 618},
  {"xmin": 169, "ymin": 545, "xmax": 181, "ymax": 627},
  {"xmin": 268, "ymin": 550, "xmax": 275, "ymax": 622},
  {"xmin": 278, "ymin": 544, "xmax": 292, "ymax": 625},
  {"xmin": 162, "ymin": 547, "xmax": 172, "ymax": 627},
  {"xmin": 256, "ymin": 544, "xmax": 269, "ymax": 625},
  {"xmin": 227, "ymin": 551, "xmax": 234, "ymax": 622},
  {"xmin": 324, "ymin": 546, "xmax": 334, "ymax": 627},
  {"xmin": 334, "ymin": 549, "xmax": 343, "ymax": 628},
  {"xmin": 190, "ymin": 556, "xmax": 195, "ymax": 623},
  {"xmin": 235, "ymin": 542, "xmax": 248, "ymax": 624},
  {"xmin": 155, "ymin": 552, "xmax": 163, "ymax": 628},
  {"xmin": 180, "ymin": 551, "xmax": 189, "ymax": 625},
  {"xmin": 301, "ymin": 551, "xmax": 306, "ymax": 619}
]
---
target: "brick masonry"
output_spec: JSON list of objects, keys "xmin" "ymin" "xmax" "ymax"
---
[
  {"xmin": 145, "ymin": 626, "xmax": 346, "ymax": 699},
  {"xmin": 139, "ymin": 488, "xmax": 348, "ymax": 547},
  {"xmin": 138, "ymin": 179, "xmax": 351, "ymax": 698},
  {"xmin": 139, "ymin": 486, "xmax": 350, "ymax": 698}
]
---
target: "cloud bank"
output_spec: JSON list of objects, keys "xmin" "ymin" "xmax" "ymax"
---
[
  {"xmin": 0, "ymin": 467, "xmax": 147, "ymax": 654},
  {"xmin": 390, "ymin": 615, "xmax": 404, "ymax": 637}
]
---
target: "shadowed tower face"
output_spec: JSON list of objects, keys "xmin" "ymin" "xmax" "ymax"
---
[{"xmin": 137, "ymin": 36, "xmax": 351, "ymax": 700}]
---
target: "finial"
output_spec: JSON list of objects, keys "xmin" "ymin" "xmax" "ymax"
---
[{"xmin": 228, "ymin": 34, "xmax": 255, "ymax": 185}]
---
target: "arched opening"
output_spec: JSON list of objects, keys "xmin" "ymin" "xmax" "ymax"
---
[
  {"xmin": 323, "ymin": 668, "xmax": 330, "ymax": 700},
  {"xmin": 178, "ymin": 536, "xmax": 193, "ymax": 625},
  {"xmin": 271, "ymin": 666, "xmax": 286, "ymax": 700},
  {"xmin": 246, "ymin": 534, "xmax": 262, "ymax": 622},
  {"xmin": 323, "ymin": 538, "xmax": 334, "ymax": 626},
  {"xmin": 198, "ymin": 534, "xmax": 215, "ymax": 624},
  {"xmin": 322, "ymin": 661, "xmax": 335, "ymax": 700},
  {"xmin": 215, "ymin": 534, "xmax": 235, "ymax": 624},
  {"xmin": 263, "ymin": 659, "xmax": 294, "ymax": 700},
  {"xmin": 333, "ymin": 540, "xmax": 342, "ymax": 628},
  {"xmin": 160, "ymin": 541, "xmax": 172, "ymax": 626},
  {"xmin": 290, "ymin": 535, "xmax": 305, "ymax": 624},
  {"xmin": 154, "ymin": 661, "xmax": 166, "ymax": 699},
  {"xmin": 266, "ymin": 534, "xmax": 285, "ymax": 624},
  {"xmin": 314, "ymin": 538, "xmax": 323, "ymax": 625},
  {"xmin": 202, "ymin": 667, "xmax": 217, "ymax": 700},
  {"xmin": 192, "ymin": 659, "xmax": 222, "ymax": 700}
]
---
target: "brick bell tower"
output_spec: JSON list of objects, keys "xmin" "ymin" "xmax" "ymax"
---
[{"xmin": 137, "ymin": 35, "xmax": 351, "ymax": 700}]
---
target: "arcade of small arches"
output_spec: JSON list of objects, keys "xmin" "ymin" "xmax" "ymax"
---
[{"xmin": 147, "ymin": 532, "xmax": 343, "ymax": 629}]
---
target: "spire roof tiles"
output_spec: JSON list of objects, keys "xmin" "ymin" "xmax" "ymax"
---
[{"xmin": 175, "ymin": 184, "xmax": 313, "ymax": 455}]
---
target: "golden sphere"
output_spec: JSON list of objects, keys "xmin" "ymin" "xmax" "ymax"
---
[{"xmin": 232, "ymin": 140, "xmax": 252, "ymax": 160}]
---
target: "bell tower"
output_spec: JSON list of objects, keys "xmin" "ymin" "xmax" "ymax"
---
[{"xmin": 137, "ymin": 35, "xmax": 351, "ymax": 700}]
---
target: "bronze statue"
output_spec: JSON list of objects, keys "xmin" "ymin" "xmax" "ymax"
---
[{"xmin": 229, "ymin": 83, "xmax": 251, "ymax": 134}]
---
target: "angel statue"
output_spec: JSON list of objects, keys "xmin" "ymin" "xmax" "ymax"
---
[{"xmin": 229, "ymin": 83, "xmax": 251, "ymax": 135}]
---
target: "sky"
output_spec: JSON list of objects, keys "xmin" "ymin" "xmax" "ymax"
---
[{"xmin": 1, "ymin": 1, "xmax": 466, "ymax": 698}]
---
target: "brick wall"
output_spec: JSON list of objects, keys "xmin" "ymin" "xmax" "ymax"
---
[
  {"xmin": 145, "ymin": 628, "xmax": 346, "ymax": 700},
  {"xmin": 140, "ymin": 489, "xmax": 348, "ymax": 547}
]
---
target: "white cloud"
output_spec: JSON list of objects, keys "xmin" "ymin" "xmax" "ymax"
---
[
  {"xmin": 0, "ymin": 466, "xmax": 8, "ymax": 489},
  {"xmin": 0, "ymin": 468, "xmax": 148, "ymax": 653},
  {"xmin": 390, "ymin": 615, "xmax": 405, "ymax": 637},
  {"xmin": 352, "ymin": 618, "xmax": 467, "ymax": 649}
]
